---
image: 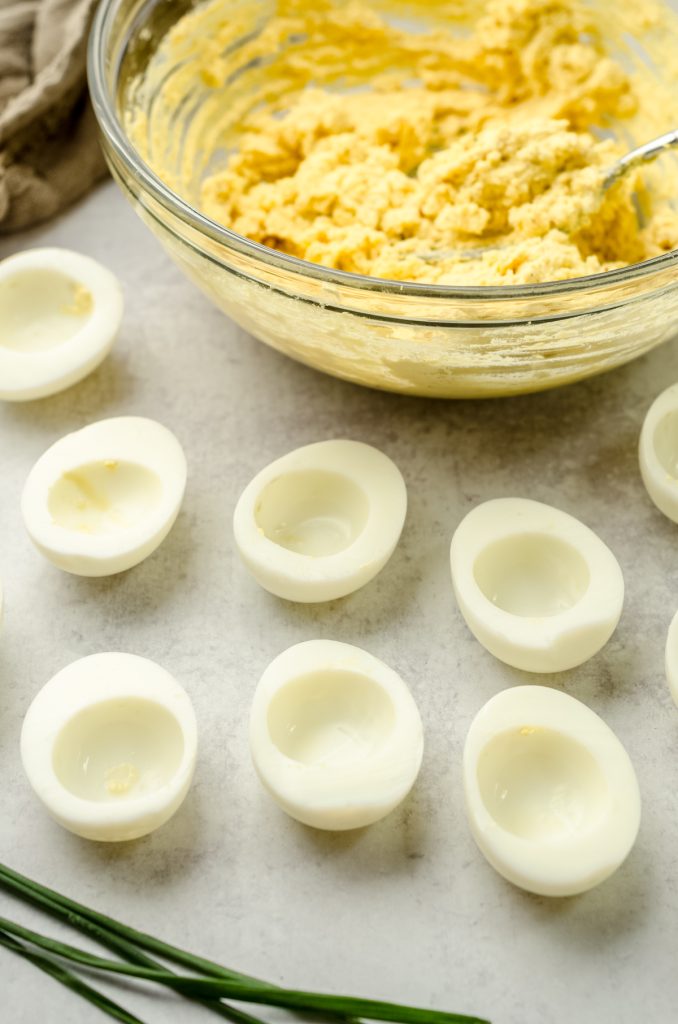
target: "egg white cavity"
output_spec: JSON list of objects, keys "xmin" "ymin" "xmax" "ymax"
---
[
  {"xmin": 464, "ymin": 686, "xmax": 641, "ymax": 897},
  {"xmin": 48, "ymin": 461, "xmax": 163, "ymax": 534},
  {"xmin": 0, "ymin": 268, "xmax": 91, "ymax": 350},
  {"xmin": 267, "ymin": 669, "xmax": 395, "ymax": 767},
  {"xmin": 234, "ymin": 440, "xmax": 407, "ymax": 602},
  {"xmin": 477, "ymin": 729, "xmax": 607, "ymax": 842},
  {"xmin": 0, "ymin": 248, "xmax": 123, "ymax": 401},
  {"xmin": 450, "ymin": 498, "xmax": 624, "ymax": 673},
  {"xmin": 250, "ymin": 640, "xmax": 424, "ymax": 831},
  {"xmin": 21, "ymin": 653, "xmax": 197, "ymax": 842},
  {"xmin": 255, "ymin": 470, "xmax": 369, "ymax": 557},
  {"xmin": 52, "ymin": 698, "xmax": 184, "ymax": 802},
  {"xmin": 22, "ymin": 416, "xmax": 186, "ymax": 576},
  {"xmin": 473, "ymin": 533, "xmax": 591, "ymax": 617},
  {"xmin": 640, "ymin": 383, "xmax": 678, "ymax": 523}
]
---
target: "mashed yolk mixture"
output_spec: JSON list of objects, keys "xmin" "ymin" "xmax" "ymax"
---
[{"xmin": 145, "ymin": 0, "xmax": 678, "ymax": 286}]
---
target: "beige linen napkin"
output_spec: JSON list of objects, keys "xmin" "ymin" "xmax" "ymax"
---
[{"xmin": 0, "ymin": 0, "xmax": 107, "ymax": 233}]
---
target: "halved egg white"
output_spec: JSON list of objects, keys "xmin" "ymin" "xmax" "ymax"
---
[
  {"xmin": 22, "ymin": 417, "xmax": 186, "ymax": 576},
  {"xmin": 21, "ymin": 653, "xmax": 198, "ymax": 842},
  {"xmin": 450, "ymin": 498, "xmax": 624, "ymax": 673},
  {"xmin": 640, "ymin": 383, "xmax": 678, "ymax": 524},
  {"xmin": 464, "ymin": 686, "xmax": 641, "ymax": 897},
  {"xmin": 233, "ymin": 440, "xmax": 407, "ymax": 603},
  {"xmin": 0, "ymin": 248, "xmax": 123, "ymax": 401},
  {"xmin": 249, "ymin": 640, "xmax": 424, "ymax": 831}
]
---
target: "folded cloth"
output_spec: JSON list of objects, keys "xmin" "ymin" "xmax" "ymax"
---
[{"xmin": 0, "ymin": 0, "xmax": 107, "ymax": 233}]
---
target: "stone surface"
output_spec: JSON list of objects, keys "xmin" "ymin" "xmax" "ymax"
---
[{"xmin": 1, "ymin": 181, "xmax": 678, "ymax": 1024}]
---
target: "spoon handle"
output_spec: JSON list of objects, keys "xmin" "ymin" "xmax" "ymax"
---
[{"xmin": 604, "ymin": 128, "xmax": 678, "ymax": 189}]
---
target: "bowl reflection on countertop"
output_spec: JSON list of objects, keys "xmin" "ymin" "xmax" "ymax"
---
[{"xmin": 88, "ymin": 0, "xmax": 678, "ymax": 398}]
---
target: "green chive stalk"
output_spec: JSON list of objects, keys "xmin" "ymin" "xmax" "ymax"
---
[{"xmin": 0, "ymin": 861, "xmax": 490, "ymax": 1024}]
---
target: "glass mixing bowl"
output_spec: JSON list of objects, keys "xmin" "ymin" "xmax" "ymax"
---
[{"xmin": 88, "ymin": 0, "xmax": 678, "ymax": 397}]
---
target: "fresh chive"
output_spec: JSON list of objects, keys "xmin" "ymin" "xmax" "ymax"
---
[
  {"xmin": 0, "ymin": 868, "xmax": 339, "ymax": 1024},
  {"xmin": 1, "ymin": 916, "xmax": 486, "ymax": 1024},
  {"xmin": 0, "ymin": 862, "xmax": 265, "ymax": 985},
  {"xmin": 126, "ymin": 973, "xmax": 491, "ymax": 1024},
  {"xmin": 0, "ymin": 876, "xmax": 267, "ymax": 1024},
  {"xmin": 0, "ymin": 927, "xmax": 146, "ymax": 1024},
  {"xmin": 0, "ymin": 861, "xmax": 490, "ymax": 1024}
]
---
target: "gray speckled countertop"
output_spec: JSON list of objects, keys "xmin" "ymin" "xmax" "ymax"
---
[{"xmin": 2, "ymin": 181, "xmax": 678, "ymax": 1024}]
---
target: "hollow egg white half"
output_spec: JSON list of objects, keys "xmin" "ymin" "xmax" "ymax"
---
[
  {"xmin": 0, "ymin": 248, "xmax": 123, "ymax": 401},
  {"xmin": 450, "ymin": 498, "xmax": 624, "ymax": 673},
  {"xmin": 249, "ymin": 640, "xmax": 424, "ymax": 831},
  {"xmin": 21, "ymin": 653, "xmax": 198, "ymax": 842},
  {"xmin": 464, "ymin": 686, "xmax": 641, "ymax": 897},
  {"xmin": 22, "ymin": 416, "xmax": 187, "ymax": 576},
  {"xmin": 233, "ymin": 440, "xmax": 407, "ymax": 602},
  {"xmin": 640, "ymin": 383, "xmax": 678, "ymax": 524}
]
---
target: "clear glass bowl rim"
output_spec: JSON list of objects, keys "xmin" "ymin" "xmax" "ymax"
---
[{"xmin": 87, "ymin": 0, "xmax": 678, "ymax": 304}]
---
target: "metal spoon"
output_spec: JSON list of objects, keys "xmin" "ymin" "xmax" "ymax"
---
[{"xmin": 418, "ymin": 128, "xmax": 678, "ymax": 262}]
